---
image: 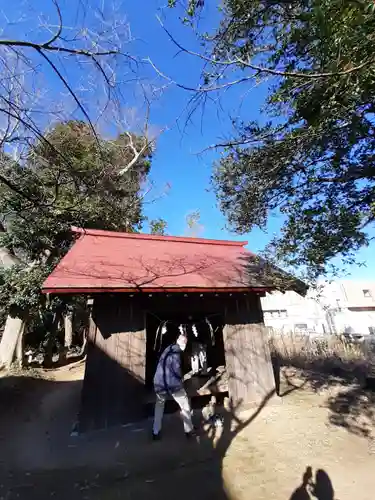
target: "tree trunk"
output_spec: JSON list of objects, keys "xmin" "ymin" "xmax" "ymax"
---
[
  {"xmin": 43, "ymin": 309, "xmax": 62, "ymax": 368},
  {"xmin": 16, "ymin": 322, "xmax": 25, "ymax": 368},
  {"xmin": 0, "ymin": 316, "xmax": 25, "ymax": 369},
  {"xmin": 58, "ymin": 312, "xmax": 73, "ymax": 365},
  {"xmin": 64, "ymin": 312, "xmax": 73, "ymax": 349},
  {"xmin": 0, "ymin": 248, "xmax": 20, "ymax": 268},
  {"xmin": 0, "ymin": 229, "xmax": 25, "ymax": 370}
]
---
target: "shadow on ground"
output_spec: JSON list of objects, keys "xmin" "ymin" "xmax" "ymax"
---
[
  {"xmin": 290, "ymin": 466, "xmax": 335, "ymax": 500},
  {"xmin": 0, "ymin": 354, "xmax": 373, "ymax": 499},
  {"xmin": 0, "ymin": 368, "xmax": 279, "ymax": 500},
  {"xmin": 273, "ymin": 352, "xmax": 375, "ymax": 440}
]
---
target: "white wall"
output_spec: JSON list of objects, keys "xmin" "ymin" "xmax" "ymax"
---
[
  {"xmin": 318, "ymin": 280, "xmax": 375, "ymax": 335},
  {"xmin": 261, "ymin": 281, "xmax": 375, "ymax": 336},
  {"xmin": 332, "ymin": 309, "xmax": 375, "ymax": 335},
  {"xmin": 261, "ymin": 290, "xmax": 328, "ymax": 334},
  {"xmin": 318, "ymin": 280, "xmax": 375, "ymax": 308}
]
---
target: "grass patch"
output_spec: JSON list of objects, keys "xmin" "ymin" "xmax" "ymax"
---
[{"xmin": 269, "ymin": 332, "xmax": 375, "ymax": 380}]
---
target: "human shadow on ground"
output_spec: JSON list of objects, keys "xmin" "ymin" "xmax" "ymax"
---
[
  {"xmin": 290, "ymin": 466, "xmax": 335, "ymax": 500},
  {"xmin": 290, "ymin": 466, "xmax": 313, "ymax": 500}
]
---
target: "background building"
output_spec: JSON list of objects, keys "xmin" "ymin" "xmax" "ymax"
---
[{"xmin": 261, "ymin": 281, "xmax": 375, "ymax": 337}]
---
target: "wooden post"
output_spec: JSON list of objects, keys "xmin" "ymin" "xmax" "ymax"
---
[{"xmin": 223, "ymin": 295, "xmax": 276, "ymax": 409}]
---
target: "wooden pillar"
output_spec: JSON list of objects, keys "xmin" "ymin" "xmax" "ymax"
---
[
  {"xmin": 79, "ymin": 295, "xmax": 146, "ymax": 432},
  {"xmin": 223, "ymin": 294, "xmax": 276, "ymax": 409}
]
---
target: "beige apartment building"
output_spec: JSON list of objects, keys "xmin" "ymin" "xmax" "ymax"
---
[{"xmin": 261, "ymin": 280, "xmax": 375, "ymax": 336}]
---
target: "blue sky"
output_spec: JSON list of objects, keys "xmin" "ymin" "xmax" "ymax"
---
[{"xmin": 2, "ymin": 0, "xmax": 375, "ymax": 279}]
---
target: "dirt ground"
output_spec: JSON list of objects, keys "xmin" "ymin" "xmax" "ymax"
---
[{"xmin": 0, "ymin": 363, "xmax": 374, "ymax": 500}]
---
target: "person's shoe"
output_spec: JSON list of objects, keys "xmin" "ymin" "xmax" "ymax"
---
[{"xmin": 152, "ymin": 432, "xmax": 161, "ymax": 441}]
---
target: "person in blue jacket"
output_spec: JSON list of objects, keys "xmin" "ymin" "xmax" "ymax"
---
[{"xmin": 152, "ymin": 334, "xmax": 195, "ymax": 440}]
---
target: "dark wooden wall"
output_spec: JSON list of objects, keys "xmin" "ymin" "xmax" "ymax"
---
[
  {"xmin": 223, "ymin": 294, "xmax": 276, "ymax": 409},
  {"xmin": 78, "ymin": 295, "xmax": 146, "ymax": 432}
]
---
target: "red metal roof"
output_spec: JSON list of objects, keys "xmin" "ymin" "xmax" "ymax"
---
[{"xmin": 42, "ymin": 227, "xmax": 276, "ymax": 294}]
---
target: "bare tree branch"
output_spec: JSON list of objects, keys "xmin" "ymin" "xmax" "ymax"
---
[
  {"xmin": 119, "ymin": 131, "xmax": 150, "ymax": 175},
  {"xmin": 156, "ymin": 14, "xmax": 375, "ymax": 86},
  {"xmin": 44, "ymin": 0, "xmax": 63, "ymax": 47},
  {"xmin": 0, "ymin": 0, "xmax": 164, "ymax": 197},
  {"xmin": 146, "ymin": 55, "xmax": 256, "ymax": 93},
  {"xmin": 0, "ymin": 38, "xmax": 124, "ymax": 58},
  {"xmin": 36, "ymin": 48, "xmax": 102, "ymax": 151}
]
